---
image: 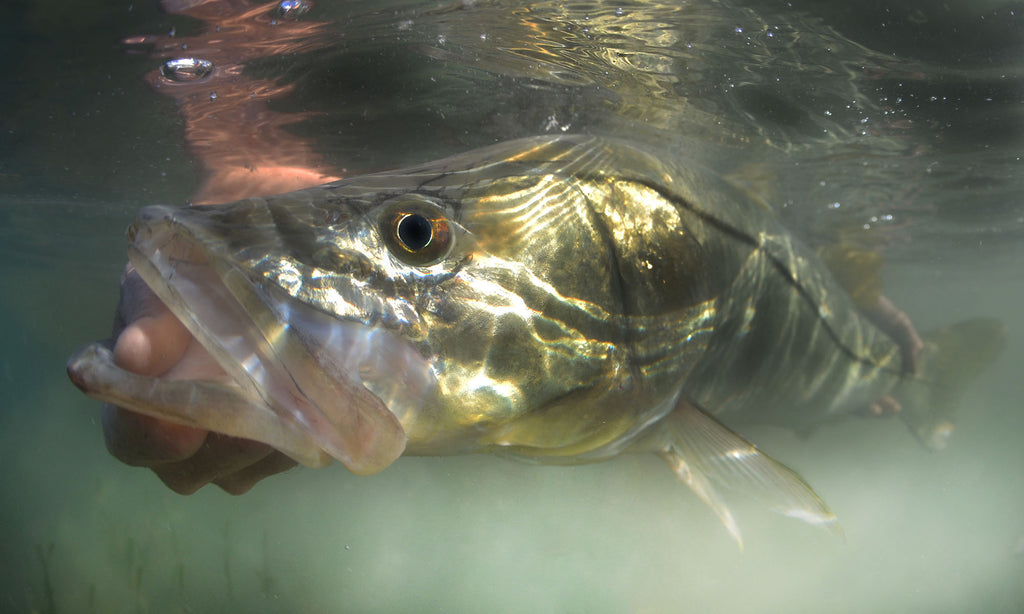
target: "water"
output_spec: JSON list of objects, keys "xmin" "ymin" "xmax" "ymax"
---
[{"xmin": 1, "ymin": 0, "xmax": 1022, "ymax": 611}]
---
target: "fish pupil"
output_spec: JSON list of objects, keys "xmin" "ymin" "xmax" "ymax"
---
[{"xmin": 397, "ymin": 213, "xmax": 433, "ymax": 251}]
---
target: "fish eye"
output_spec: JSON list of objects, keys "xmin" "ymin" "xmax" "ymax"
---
[
  {"xmin": 382, "ymin": 203, "xmax": 452, "ymax": 266},
  {"xmin": 396, "ymin": 213, "xmax": 433, "ymax": 251}
]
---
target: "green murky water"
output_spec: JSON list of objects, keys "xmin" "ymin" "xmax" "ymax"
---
[{"xmin": 1, "ymin": 0, "xmax": 1022, "ymax": 611}]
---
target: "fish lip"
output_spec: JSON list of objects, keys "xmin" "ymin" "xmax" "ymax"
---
[
  {"xmin": 66, "ymin": 341, "xmax": 335, "ymax": 468},
  {"xmin": 123, "ymin": 203, "xmax": 415, "ymax": 475}
]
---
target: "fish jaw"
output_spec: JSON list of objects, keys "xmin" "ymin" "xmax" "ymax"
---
[
  {"xmin": 66, "ymin": 341, "xmax": 335, "ymax": 469},
  {"xmin": 112, "ymin": 202, "xmax": 431, "ymax": 475}
]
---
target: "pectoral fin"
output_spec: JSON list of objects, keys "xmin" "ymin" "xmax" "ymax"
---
[{"xmin": 657, "ymin": 398, "xmax": 840, "ymax": 546}]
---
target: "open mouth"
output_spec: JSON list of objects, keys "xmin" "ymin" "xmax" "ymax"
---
[{"xmin": 69, "ymin": 203, "xmax": 429, "ymax": 475}]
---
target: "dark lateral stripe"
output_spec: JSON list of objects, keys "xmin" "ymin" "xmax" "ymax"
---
[{"xmin": 607, "ymin": 175, "xmax": 902, "ymax": 376}]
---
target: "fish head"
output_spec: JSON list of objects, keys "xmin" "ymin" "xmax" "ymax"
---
[
  {"xmin": 79, "ymin": 136, "xmax": 712, "ymax": 474},
  {"xmin": 127, "ymin": 189, "xmax": 448, "ymax": 466}
]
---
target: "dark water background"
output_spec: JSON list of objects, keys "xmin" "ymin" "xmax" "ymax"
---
[{"xmin": 1, "ymin": 0, "xmax": 1022, "ymax": 611}]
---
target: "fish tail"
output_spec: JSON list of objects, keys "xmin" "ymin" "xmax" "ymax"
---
[
  {"xmin": 896, "ymin": 317, "xmax": 1006, "ymax": 450},
  {"xmin": 657, "ymin": 398, "xmax": 842, "ymax": 546}
]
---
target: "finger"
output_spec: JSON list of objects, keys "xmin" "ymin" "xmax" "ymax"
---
[
  {"xmin": 151, "ymin": 434, "xmax": 276, "ymax": 495},
  {"xmin": 102, "ymin": 404, "xmax": 209, "ymax": 466},
  {"xmin": 107, "ymin": 273, "xmax": 210, "ymax": 466},
  {"xmin": 113, "ymin": 268, "xmax": 166, "ymax": 335},
  {"xmin": 213, "ymin": 452, "xmax": 299, "ymax": 495},
  {"xmin": 870, "ymin": 295, "xmax": 924, "ymax": 374},
  {"xmin": 113, "ymin": 309, "xmax": 191, "ymax": 377}
]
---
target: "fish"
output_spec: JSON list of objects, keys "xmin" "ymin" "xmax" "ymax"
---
[{"xmin": 67, "ymin": 135, "xmax": 1004, "ymax": 543}]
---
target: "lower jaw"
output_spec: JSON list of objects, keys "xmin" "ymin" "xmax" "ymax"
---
[{"xmin": 66, "ymin": 340, "xmax": 335, "ymax": 468}]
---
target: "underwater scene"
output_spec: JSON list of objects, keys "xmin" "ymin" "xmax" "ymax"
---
[{"xmin": 1, "ymin": 0, "xmax": 1022, "ymax": 611}]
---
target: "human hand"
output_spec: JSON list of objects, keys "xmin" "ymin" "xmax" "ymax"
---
[{"xmin": 103, "ymin": 267, "xmax": 298, "ymax": 494}]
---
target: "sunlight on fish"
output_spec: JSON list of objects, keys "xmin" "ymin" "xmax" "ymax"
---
[{"xmin": 68, "ymin": 136, "xmax": 1004, "ymax": 543}]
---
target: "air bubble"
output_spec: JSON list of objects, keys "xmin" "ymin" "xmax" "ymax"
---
[{"xmin": 160, "ymin": 58, "xmax": 214, "ymax": 82}]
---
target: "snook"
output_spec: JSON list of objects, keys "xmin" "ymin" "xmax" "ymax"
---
[{"xmin": 68, "ymin": 136, "xmax": 1003, "ymax": 543}]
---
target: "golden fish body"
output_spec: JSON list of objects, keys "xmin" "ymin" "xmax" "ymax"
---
[{"xmin": 69, "ymin": 136, "xmax": 1002, "ymax": 541}]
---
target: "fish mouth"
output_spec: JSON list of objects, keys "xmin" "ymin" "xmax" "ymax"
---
[{"xmin": 69, "ymin": 203, "xmax": 425, "ymax": 475}]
